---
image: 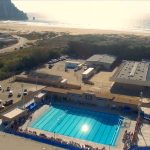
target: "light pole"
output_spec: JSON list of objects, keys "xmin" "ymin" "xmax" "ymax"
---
[
  {"xmin": 36, "ymin": 76, "xmax": 38, "ymax": 91},
  {"xmin": 54, "ymin": 132, "xmax": 55, "ymax": 138},
  {"xmin": 138, "ymin": 91, "xmax": 143, "ymax": 119},
  {"xmin": 21, "ymin": 83, "xmax": 25, "ymax": 108}
]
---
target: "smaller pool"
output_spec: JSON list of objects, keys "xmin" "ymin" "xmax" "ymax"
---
[{"xmin": 32, "ymin": 105, "xmax": 123, "ymax": 146}]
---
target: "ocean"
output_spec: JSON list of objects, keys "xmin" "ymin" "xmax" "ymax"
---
[{"xmin": 5, "ymin": 0, "xmax": 150, "ymax": 34}]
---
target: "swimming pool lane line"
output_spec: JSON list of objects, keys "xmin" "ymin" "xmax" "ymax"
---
[
  {"xmin": 79, "ymin": 117, "xmax": 97, "ymax": 140},
  {"xmin": 78, "ymin": 117, "xmax": 93, "ymax": 140},
  {"xmin": 45, "ymin": 109, "xmax": 66, "ymax": 131},
  {"xmin": 105, "ymin": 123, "xmax": 117, "ymax": 145},
  {"xmin": 86, "ymin": 120, "xmax": 102, "ymax": 142},
  {"xmin": 100, "ymin": 122, "xmax": 114, "ymax": 145},
  {"xmin": 37, "ymin": 108, "xmax": 60, "ymax": 129},
  {"xmin": 110, "ymin": 119, "xmax": 123, "ymax": 146},
  {"xmin": 93, "ymin": 118, "xmax": 110, "ymax": 143},
  {"xmin": 69, "ymin": 115, "xmax": 89, "ymax": 138},
  {"xmin": 58, "ymin": 114, "xmax": 78, "ymax": 135},
  {"xmin": 31, "ymin": 108, "xmax": 52, "ymax": 126},
  {"xmin": 59, "ymin": 114, "xmax": 82, "ymax": 136},
  {"xmin": 32, "ymin": 108, "xmax": 56, "ymax": 128},
  {"xmin": 55, "ymin": 109, "xmax": 83, "ymax": 136}
]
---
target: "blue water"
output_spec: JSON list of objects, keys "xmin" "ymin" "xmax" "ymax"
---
[{"xmin": 32, "ymin": 105, "xmax": 123, "ymax": 146}]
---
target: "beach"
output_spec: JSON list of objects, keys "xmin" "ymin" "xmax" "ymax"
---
[{"xmin": 0, "ymin": 21, "xmax": 150, "ymax": 36}]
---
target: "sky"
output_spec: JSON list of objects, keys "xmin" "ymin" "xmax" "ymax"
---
[{"xmin": 12, "ymin": 0, "xmax": 150, "ymax": 30}]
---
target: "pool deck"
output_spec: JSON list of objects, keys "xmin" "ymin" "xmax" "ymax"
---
[
  {"xmin": 19, "ymin": 104, "xmax": 137, "ymax": 150},
  {"xmin": 138, "ymin": 123, "xmax": 150, "ymax": 146}
]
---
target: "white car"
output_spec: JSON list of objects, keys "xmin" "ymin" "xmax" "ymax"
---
[
  {"xmin": 8, "ymin": 90, "xmax": 13, "ymax": 97},
  {"xmin": 23, "ymin": 89, "xmax": 28, "ymax": 96},
  {"xmin": 0, "ymin": 105, "xmax": 5, "ymax": 110},
  {"xmin": 17, "ymin": 91, "xmax": 22, "ymax": 97},
  {"xmin": 0, "ymin": 85, "xmax": 2, "ymax": 90},
  {"xmin": 84, "ymin": 66, "xmax": 88, "ymax": 70}
]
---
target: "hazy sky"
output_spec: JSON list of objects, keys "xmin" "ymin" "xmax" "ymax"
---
[{"xmin": 12, "ymin": 0, "xmax": 150, "ymax": 30}]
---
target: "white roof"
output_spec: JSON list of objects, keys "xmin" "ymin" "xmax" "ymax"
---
[
  {"xmin": 24, "ymin": 99, "xmax": 35, "ymax": 108},
  {"xmin": 61, "ymin": 79, "xmax": 67, "ymax": 83},
  {"xmin": 66, "ymin": 61, "xmax": 80, "ymax": 64},
  {"xmin": 35, "ymin": 93, "xmax": 46, "ymax": 99},
  {"xmin": 82, "ymin": 68, "xmax": 94, "ymax": 75},
  {"xmin": 3, "ymin": 108, "xmax": 25, "ymax": 119}
]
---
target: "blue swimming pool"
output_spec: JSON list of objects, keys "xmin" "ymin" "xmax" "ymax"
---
[{"xmin": 31, "ymin": 105, "xmax": 123, "ymax": 146}]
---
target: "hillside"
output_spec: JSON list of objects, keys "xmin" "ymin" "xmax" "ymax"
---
[{"xmin": 0, "ymin": 0, "xmax": 28, "ymax": 20}]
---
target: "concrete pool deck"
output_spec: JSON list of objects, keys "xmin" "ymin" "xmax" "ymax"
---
[{"xmin": 19, "ymin": 104, "xmax": 137, "ymax": 150}]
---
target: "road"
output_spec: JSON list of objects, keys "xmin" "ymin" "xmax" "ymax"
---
[
  {"xmin": 0, "ymin": 33, "xmax": 62, "ymax": 54},
  {"xmin": 0, "ymin": 35, "xmax": 28, "ymax": 54}
]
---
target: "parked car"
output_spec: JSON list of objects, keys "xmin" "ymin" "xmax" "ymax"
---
[
  {"xmin": 0, "ymin": 99, "xmax": 2, "ymax": 105},
  {"xmin": 48, "ymin": 61, "xmax": 53, "ymax": 64},
  {"xmin": 0, "ymin": 105, "xmax": 5, "ymax": 110},
  {"xmin": 84, "ymin": 66, "xmax": 88, "ymax": 70},
  {"xmin": 4, "ymin": 99, "xmax": 13, "ymax": 106},
  {"xmin": 24, "ymin": 89, "xmax": 27, "ymax": 92},
  {"xmin": 74, "ymin": 68, "xmax": 79, "ymax": 72},
  {"xmin": 48, "ymin": 64, "xmax": 54, "ymax": 69},
  {"xmin": 17, "ymin": 92, "xmax": 22, "ymax": 97},
  {"xmin": 53, "ymin": 59, "xmax": 57, "ymax": 63},
  {"xmin": 60, "ymin": 56, "xmax": 66, "ymax": 60},
  {"xmin": 0, "ymin": 85, "xmax": 2, "ymax": 90},
  {"xmin": 8, "ymin": 90, "xmax": 13, "ymax": 97},
  {"xmin": 6, "ymin": 86, "xmax": 11, "ymax": 91},
  {"xmin": 23, "ymin": 89, "xmax": 28, "ymax": 96}
]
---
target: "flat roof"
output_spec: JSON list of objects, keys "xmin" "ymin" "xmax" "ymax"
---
[
  {"xmin": 3, "ymin": 108, "xmax": 25, "ymax": 119},
  {"xmin": 110, "ymin": 60, "xmax": 150, "ymax": 87},
  {"xmin": 29, "ymin": 72, "xmax": 62, "ymax": 82},
  {"xmin": 44, "ymin": 87, "xmax": 140, "ymax": 106},
  {"xmin": 86, "ymin": 54, "xmax": 117, "ymax": 64},
  {"xmin": 35, "ymin": 93, "xmax": 46, "ymax": 99},
  {"xmin": 82, "ymin": 68, "xmax": 94, "ymax": 75},
  {"xmin": 65, "ymin": 61, "xmax": 80, "ymax": 64}
]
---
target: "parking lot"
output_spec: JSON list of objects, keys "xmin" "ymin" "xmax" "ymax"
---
[
  {"xmin": 36, "ymin": 58, "xmax": 85, "ymax": 84},
  {"xmin": 90, "ymin": 68, "xmax": 117, "ymax": 88},
  {"xmin": 35, "ymin": 58, "xmax": 117, "ymax": 92},
  {"xmin": 0, "ymin": 78, "xmax": 45, "ymax": 105}
]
